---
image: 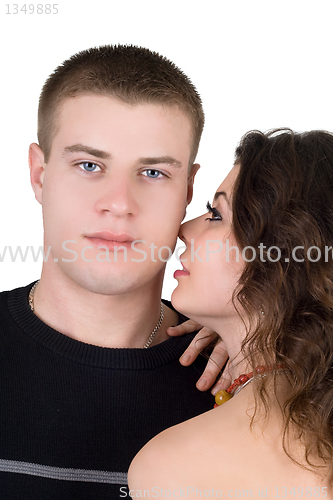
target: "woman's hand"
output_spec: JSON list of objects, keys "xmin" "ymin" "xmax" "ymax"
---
[{"xmin": 167, "ymin": 320, "xmax": 231, "ymax": 394}]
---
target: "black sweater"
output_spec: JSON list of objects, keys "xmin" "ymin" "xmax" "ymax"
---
[{"xmin": 0, "ymin": 284, "xmax": 214, "ymax": 499}]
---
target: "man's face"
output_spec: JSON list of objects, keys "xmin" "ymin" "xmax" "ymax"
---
[{"xmin": 31, "ymin": 95, "xmax": 197, "ymax": 295}]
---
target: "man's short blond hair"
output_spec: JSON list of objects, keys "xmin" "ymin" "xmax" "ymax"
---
[{"xmin": 38, "ymin": 45, "xmax": 205, "ymax": 165}]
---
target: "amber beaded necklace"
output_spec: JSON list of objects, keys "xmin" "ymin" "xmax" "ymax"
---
[{"xmin": 214, "ymin": 364, "xmax": 285, "ymax": 407}]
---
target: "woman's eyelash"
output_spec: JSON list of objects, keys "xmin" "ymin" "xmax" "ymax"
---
[{"xmin": 205, "ymin": 201, "xmax": 222, "ymax": 221}]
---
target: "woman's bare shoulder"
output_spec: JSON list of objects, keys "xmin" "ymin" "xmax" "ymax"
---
[
  {"xmin": 128, "ymin": 390, "xmax": 331, "ymax": 497},
  {"xmin": 128, "ymin": 401, "xmax": 244, "ymax": 492}
]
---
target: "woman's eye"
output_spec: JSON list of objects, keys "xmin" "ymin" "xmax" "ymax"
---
[
  {"xmin": 142, "ymin": 169, "xmax": 163, "ymax": 179},
  {"xmin": 205, "ymin": 201, "xmax": 222, "ymax": 221},
  {"xmin": 77, "ymin": 162, "xmax": 101, "ymax": 173}
]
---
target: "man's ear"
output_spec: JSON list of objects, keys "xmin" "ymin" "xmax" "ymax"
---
[
  {"xmin": 186, "ymin": 163, "xmax": 200, "ymax": 205},
  {"xmin": 29, "ymin": 143, "xmax": 45, "ymax": 205}
]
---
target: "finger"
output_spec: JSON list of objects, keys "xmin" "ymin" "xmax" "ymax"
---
[
  {"xmin": 167, "ymin": 319, "xmax": 203, "ymax": 337},
  {"xmin": 210, "ymin": 359, "xmax": 233, "ymax": 395},
  {"xmin": 195, "ymin": 341, "xmax": 229, "ymax": 391},
  {"xmin": 179, "ymin": 328, "xmax": 218, "ymax": 366}
]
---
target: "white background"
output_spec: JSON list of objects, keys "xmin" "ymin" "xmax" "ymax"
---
[{"xmin": 1, "ymin": 0, "xmax": 333, "ymax": 298}]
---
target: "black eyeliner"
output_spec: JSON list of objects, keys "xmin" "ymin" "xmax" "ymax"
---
[{"xmin": 205, "ymin": 201, "xmax": 222, "ymax": 221}]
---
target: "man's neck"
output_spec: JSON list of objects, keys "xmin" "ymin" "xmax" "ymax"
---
[{"xmin": 32, "ymin": 268, "xmax": 176, "ymax": 348}]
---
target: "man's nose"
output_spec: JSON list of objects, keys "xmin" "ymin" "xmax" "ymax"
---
[{"xmin": 94, "ymin": 175, "xmax": 139, "ymax": 218}]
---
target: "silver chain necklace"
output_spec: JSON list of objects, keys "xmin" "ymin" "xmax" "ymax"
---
[{"xmin": 28, "ymin": 281, "xmax": 164, "ymax": 348}]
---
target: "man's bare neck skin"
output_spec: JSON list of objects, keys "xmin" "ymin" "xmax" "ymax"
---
[{"xmin": 33, "ymin": 267, "xmax": 178, "ymax": 349}]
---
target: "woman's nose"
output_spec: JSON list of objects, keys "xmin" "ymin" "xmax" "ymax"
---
[{"xmin": 178, "ymin": 214, "xmax": 203, "ymax": 245}]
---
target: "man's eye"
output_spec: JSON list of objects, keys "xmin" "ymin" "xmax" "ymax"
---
[
  {"xmin": 142, "ymin": 169, "xmax": 163, "ymax": 179},
  {"xmin": 77, "ymin": 162, "xmax": 101, "ymax": 172}
]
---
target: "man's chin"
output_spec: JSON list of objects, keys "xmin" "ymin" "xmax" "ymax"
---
[
  {"xmin": 55, "ymin": 261, "xmax": 164, "ymax": 296},
  {"xmin": 66, "ymin": 272, "xmax": 140, "ymax": 296}
]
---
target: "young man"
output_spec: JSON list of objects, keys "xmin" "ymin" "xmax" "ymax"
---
[{"xmin": 0, "ymin": 46, "xmax": 217, "ymax": 499}]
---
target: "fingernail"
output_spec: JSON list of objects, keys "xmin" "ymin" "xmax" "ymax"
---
[
  {"xmin": 211, "ymin": 386, "xmax": 219, "ymax": 396},
  {"xmin": 181, "ymin": 354, "xmax": 191, "ymax": 364},
  {"xmin": 197, "ymin": 377, "xmax": 208, "ymax": 390}
]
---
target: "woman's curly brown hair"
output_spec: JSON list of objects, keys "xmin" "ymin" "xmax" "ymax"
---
[{"xmin": 232, "ymin": 129, "xmax": 333, "ymax": 478}]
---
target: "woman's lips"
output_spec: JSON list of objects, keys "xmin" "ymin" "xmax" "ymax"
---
[
  {"xmin": 173, "ymin": 269, "xmax": 190, "ymax": 278},
  {"xmin": 84, "ymin": 232, "xmax": 135, "ymax": 250},
  {"xmin": 173, "ymin": 263, "xmax": 190, "ymax": 279}
]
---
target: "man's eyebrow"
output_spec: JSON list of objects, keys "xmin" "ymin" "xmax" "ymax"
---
[
  {"xmin": 62, "ymin": 144, "xmax": 111, "ymax": 159},
  {"xmin": 214, "ymin": 191, "xmax": 230, "ymax": 205},
  {"xmin": 62, "ymin": 148, "xmax": 182, "ymax": 167},
  {"xmin": 139, "ymin": 156, "xmax": 183, "ymax": 168}
]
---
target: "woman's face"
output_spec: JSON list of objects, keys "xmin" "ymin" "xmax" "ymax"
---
[{"xmin": 171, "ymin": 165, "xmax": 244, "ymax": 329}]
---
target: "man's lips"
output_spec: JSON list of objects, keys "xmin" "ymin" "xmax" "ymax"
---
[{"xmin": 84, "ymin": 232, "xmax": 135, "ymax": 250}]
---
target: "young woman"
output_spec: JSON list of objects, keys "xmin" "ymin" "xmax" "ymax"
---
[{"xmin": 128, "ymin": 129, "xmax": 333, "ymax": 497}]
